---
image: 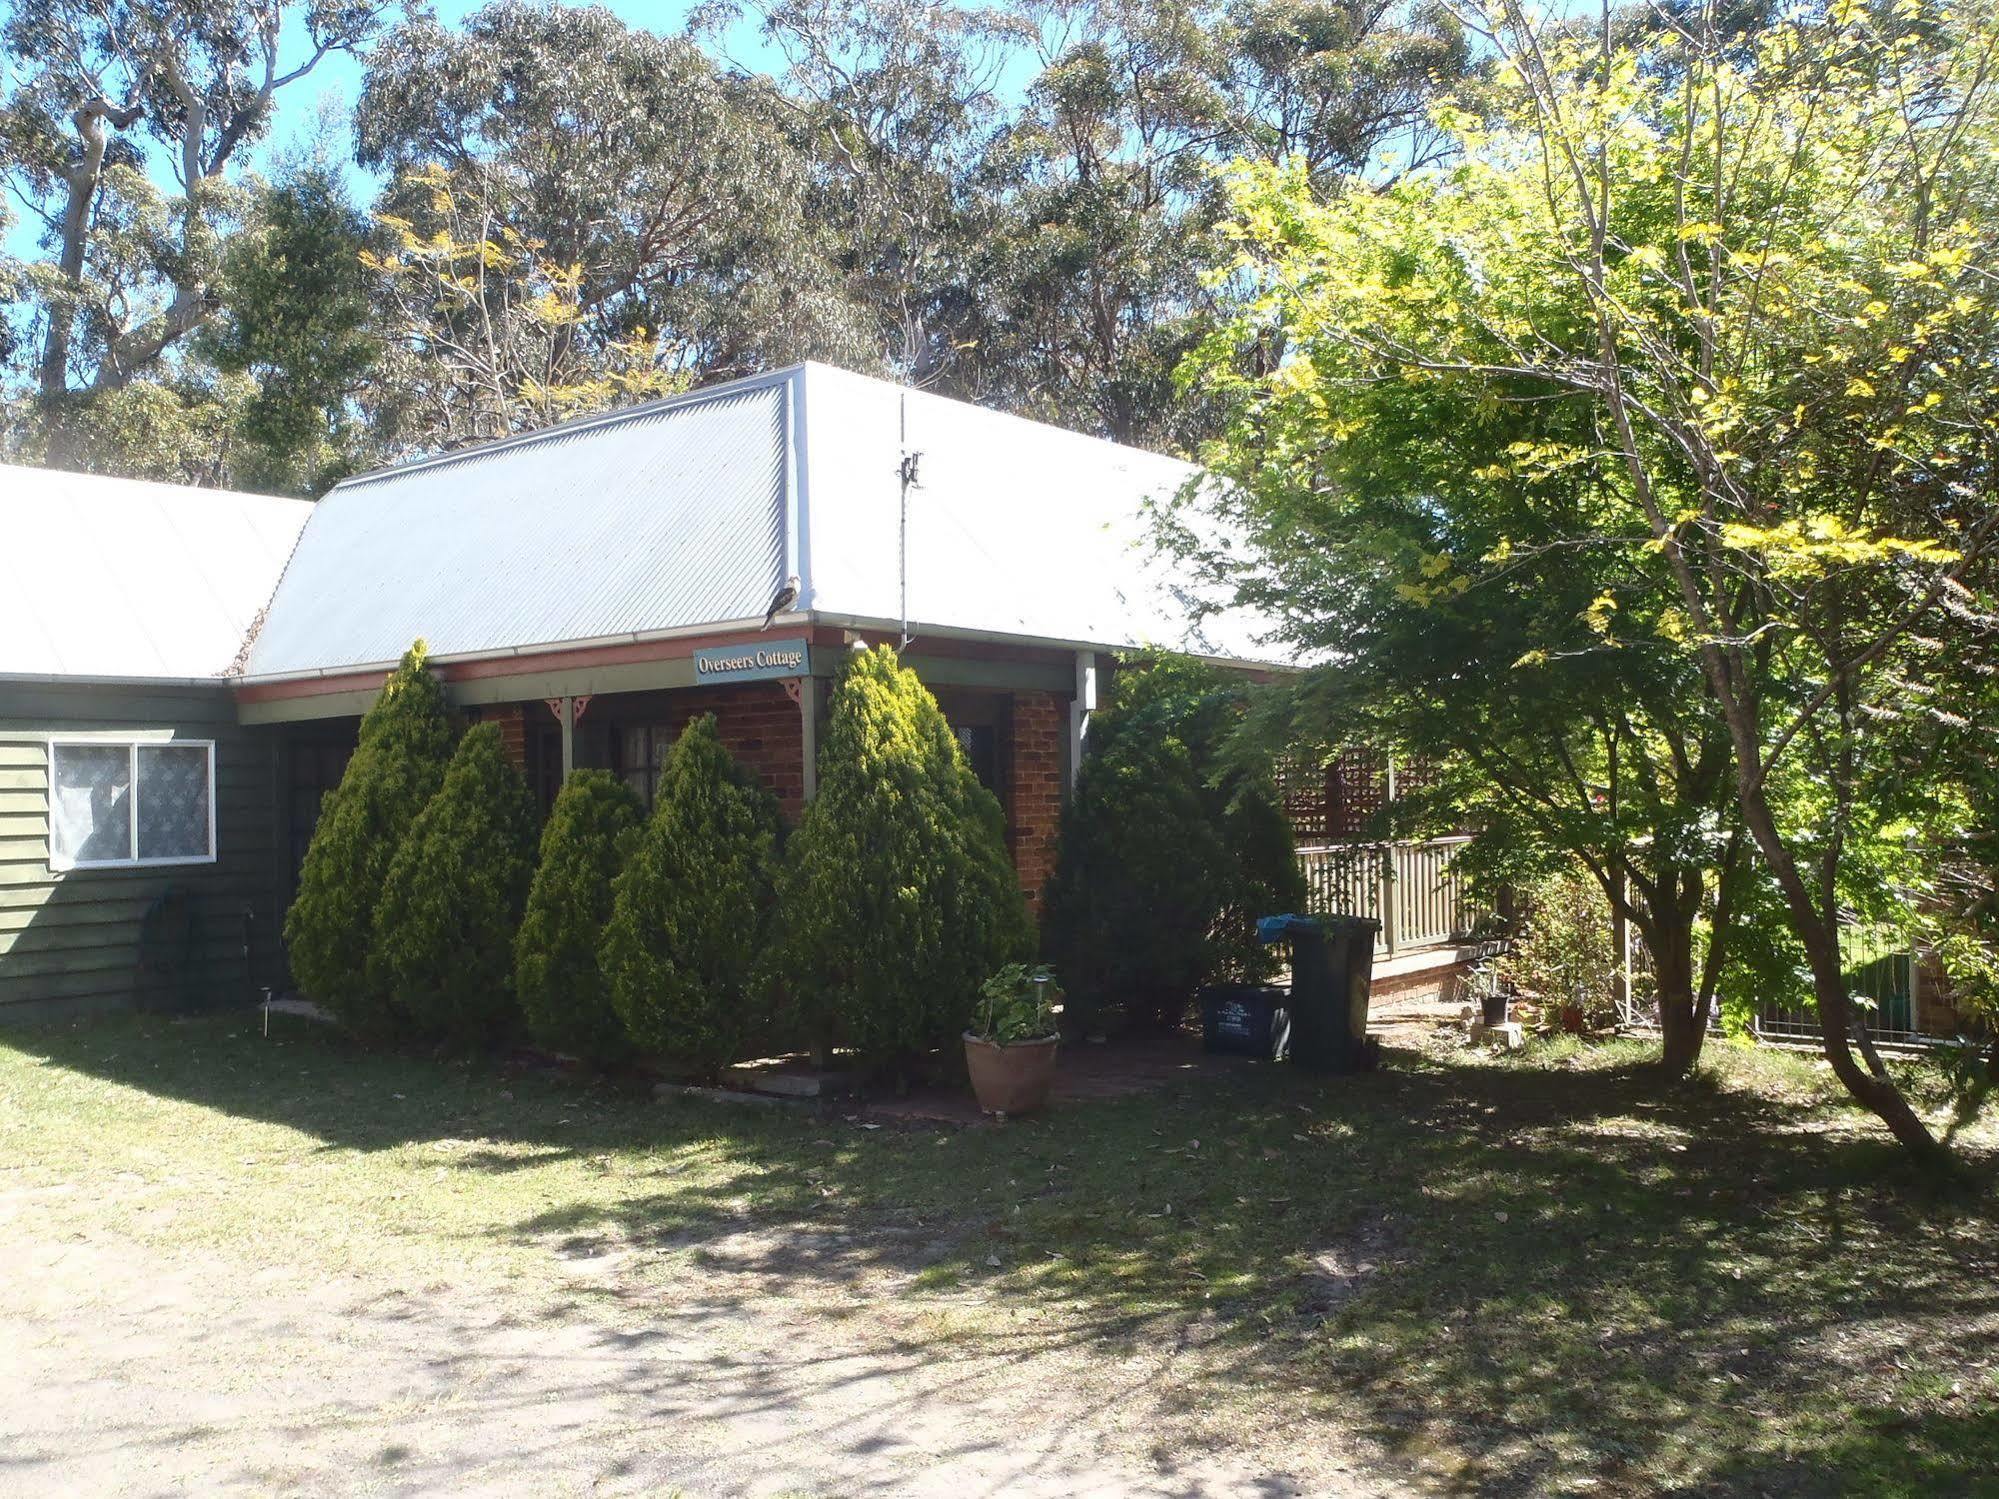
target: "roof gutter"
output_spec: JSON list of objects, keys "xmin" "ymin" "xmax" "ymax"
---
[
  {"xmin": 816, "ymin": 612, "xmax": 1302, "ymax": 674},
  {"xmin": 233, "ymin": 612, "xmax": 795, "ymax": 687},
  {"xmin": 0, "ymin": 671, "xmax": 234, "ymax": 689},
  {"xmin": 233, "ymin": 609, "xmax": 1301, "ymax": 692}
]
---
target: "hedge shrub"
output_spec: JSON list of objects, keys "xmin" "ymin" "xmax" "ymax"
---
[
  {"xmin": 283, "ymin": 641, "xmax": 453, "ymax": 1036},
  {"xmin": 514, "ymin": 770, "xmax": 646, "ymax": 1063},
  {"xmin": 1044, "ymin": 733, "xmax": 1234, "ymax": 1028},
  {"xmin": 767, "ymin": 646, "xmax": 1031, "ymax": 1069},
  {"xmin": 602, "ymin": 716, "xmax": 783, "ymax": 1080},
  {"xmin": 368, "ymin": 722, "xmax": 539, "ymax": 1044},
  {"xmin": 1044, "ymin": 654, "xmax": 1305, "ymax": 1028}
]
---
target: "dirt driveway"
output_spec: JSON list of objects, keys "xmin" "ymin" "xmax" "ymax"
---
[{"xmin": 0, "ymin": 1176, "xmax": 1392, "ymax": 1498}]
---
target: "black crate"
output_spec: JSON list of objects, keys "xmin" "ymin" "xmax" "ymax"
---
[{"xmin": 1200, "ymin": 985, "xmax": 1290, "ymax": 1059}]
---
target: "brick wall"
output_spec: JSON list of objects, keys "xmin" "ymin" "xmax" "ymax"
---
[
  {"xmin": 1008, "ymin": 691, "xmax": 1066, "ymax": 913},
  {"xmin": 650, "ymin": 682, "xmax": 807, "ymax": 821},
  {"xmin": 482, "ymin": 704, "xmax": 528, "ymax": 771}
]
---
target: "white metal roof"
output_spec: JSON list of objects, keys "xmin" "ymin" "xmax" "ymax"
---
[
  {"xmin": 0, "ymin": 464, "xmax": 312, "ymax": 683},
  {"xmin": 797, "ymin": 364, "xmax": 1277, "ymax": 664},
  {"xmin": 242, "ymin": 363, "xmax": 1288, "ymax": 681}
]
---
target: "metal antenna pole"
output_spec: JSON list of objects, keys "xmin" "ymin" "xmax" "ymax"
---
[
  {"xmin": 898, "ymin": 391, "xmax": 920, "ymax": 652},
  {"xmin": 899, "ymin": 392, "xmax": 908, "ymax": 652}
]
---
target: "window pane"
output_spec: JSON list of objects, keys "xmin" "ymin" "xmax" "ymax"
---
[
  {"xmin": 136, "ymin": 745, "xmax": 211, "ymax": 861},
  {"xmin": 52, "ymin": 745, "xmax": 132, "ymax": 865}
]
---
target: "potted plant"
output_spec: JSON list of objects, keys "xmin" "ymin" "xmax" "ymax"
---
[{"xmin": 964, "ymin": 963, "xmax": 1062, "ymax": 1116}]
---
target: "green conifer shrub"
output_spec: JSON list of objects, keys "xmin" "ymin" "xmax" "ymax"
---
[
  {"xmin": 601, "ymin": 715, "xmax": 784, "ymax": 1080},
  {"xmin": 514, "ymin": 770, "xmax": 646, "ymax": 1063},
  {"xmin": 767, "ymin": 646, "xmax": 1032, "ymax": 1070},
  {"xmin": 1044, "ymin": 732, "xmax": 1235, "ymax": 1028},
  {"xmin": 283, "ymin": 641, "xmax": 454, "ymax": 1036},
  {"xmin": 1044, "ymin": 654, "xmax": 1305, "ymax": 1028},
  {"xmin": 368, "ymin": 722, "xmax": 539, "ymax": 1045}
]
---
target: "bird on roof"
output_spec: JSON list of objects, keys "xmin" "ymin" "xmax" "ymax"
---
[{"xmin": 761, "ymin": 575, "xmax": 801, "ymax": 630}]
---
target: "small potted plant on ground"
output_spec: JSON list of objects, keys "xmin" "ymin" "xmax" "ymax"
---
[{"xmin": 964, "ymin": 963, "xmax": 1062, "ymax": 1116}]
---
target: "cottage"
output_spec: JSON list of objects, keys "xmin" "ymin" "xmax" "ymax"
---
[
  {"xmin": 2, "ymin": 363, "xmax": 1281, "ymax": 1018},
  {"xmin": 0, "ymin": 465, "xmax": 312, "ymax": 1017}
]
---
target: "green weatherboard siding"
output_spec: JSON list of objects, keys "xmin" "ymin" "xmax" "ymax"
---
[{"xmin": 0, "ymin": 682, "xmax": 287, "ymax": 1021}]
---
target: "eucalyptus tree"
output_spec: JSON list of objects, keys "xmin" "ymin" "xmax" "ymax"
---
[
  {"xmin": 697, "ymin": 0, "xmax": 1016, "ymax": 385},
  {"xmin": 354, "ymin": 0, "xmax": 871, "ymax": 451},
  {"xmin": 964, "ymin": 0, "xmax": 1474, "ymax": 449},
  {"xmin": 1185, "ymin": 0, "xmax": 1999, "ymax": 1160},
  {"xmin": 962, "ymin": 0, "xmax": 1236, "ymax": 447},
  {"xmin": 198, "ymin": 162, "xmax": 377, "ymax": 493},
  {"xmin": 0, "ymin": 0, "xmax": 384, "ymax": 447},
  {"xmin": 1215, "ymin": 0, "xmax": 1475, "ymax": 184}
]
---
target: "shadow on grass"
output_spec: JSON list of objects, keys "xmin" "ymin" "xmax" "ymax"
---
[{"xmin": 7, "ymin": 1010, "xmax": 1997, "ymax": 1496}]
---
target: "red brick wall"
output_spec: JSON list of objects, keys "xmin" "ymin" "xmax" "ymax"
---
[
  {"xmin": 1008, "ymin": 691, "xmax": 1066, "ymax": 913},
  {"xmin": 651, "ymin": 682, "xmax": 807, "ymax": 822},
  {"xmin": 482, "ymin": 704, "xmax": 528, "ymax": 771}
]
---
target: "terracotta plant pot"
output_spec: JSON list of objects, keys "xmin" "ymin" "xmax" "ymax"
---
[
  {"xmin": 963, "ymin": 1032, "xmax": 1060, "ymax": 1116},
  {"xmin": 1560, "ymin": 1003, "xmax": 1588, "ymax": 1035}
]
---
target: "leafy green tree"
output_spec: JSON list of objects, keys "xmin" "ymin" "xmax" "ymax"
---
[
  {"xmin": 284, "ymin": 642, "xmax": 454, "ymax": 1037},
  {"xmin": 199, "ymin": 163, "xmax": 377, "ymax": 494},
  {"xmin": 514, "ymin": 771, "xmax": 646, "ymax": 1065},
  {"xmin": 1185, "ymin": 0, "xmax": 1999, "ymax": 1158},
  {"xmin": 767, "ymin": 647, "xmax": 1031, "ymax": 1070},
  {"xmin": 370, "ymin": 722, "xmax": 539, "ymax": 1045},
  {"xmin": 354, "ymin": 0, "xmax": 870, "ymax": 451},
  {"xmin": 0, "ymin": 0, "xmax": 383, "ymax": 459},
  {"xmin": 956, "ymin": 0, "xmax": 1473, "ymax": 449},
  {"xmin": 601, "ymin": 717, "xmax": 784, "ymax": 1080},
  {"xmin": 703, "ymin": 0, "xmax": 1009, "ymax": 385}
]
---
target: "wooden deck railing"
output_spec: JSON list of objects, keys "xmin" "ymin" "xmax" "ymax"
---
[{"xmin": 1297, "ymin": 836, "xmax": 1480, "ymax": 954}]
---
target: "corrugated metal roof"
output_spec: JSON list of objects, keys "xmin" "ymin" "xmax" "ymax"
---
[
  {"xmin": 245, "ymin": 377, "xmax": 791, "ymax": 678},
  {"xmin": 241, "ymin": 362, "xmax": 1290, "ymax": 682},
  {"xmin": 0, "ymin": 464, "xmax": 311, "ymax": 682},
  {"xmin": 797, "ymin": 365, "xmax": 1284, "ymax": 664}
]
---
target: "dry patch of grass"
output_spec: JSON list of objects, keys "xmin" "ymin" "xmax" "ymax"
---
[{"xmin": 1, "ymin": 1011, "xmax": 1994, "ymax": 1495}]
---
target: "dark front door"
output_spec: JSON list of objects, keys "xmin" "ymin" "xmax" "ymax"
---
[{"xmin": 285, "ymin": 733, "xmax": 355, "ymax": 898}]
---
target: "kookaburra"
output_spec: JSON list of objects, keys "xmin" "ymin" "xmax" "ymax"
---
[{"xmin": 761, "ymin": 575, "xmax": 801, "ymax": 630}]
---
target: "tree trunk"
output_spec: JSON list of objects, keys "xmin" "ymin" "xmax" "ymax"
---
[
  {"xmin": 1734, "ymin": 766, "xmax": 1946, "ymax": 1161},
  {"xmin": 1650, "ymin": 911, "xmax": 1707, "ymax": 1077},
  {"xmin": 1794, "ymin": 915, "xmax": 1946, "ymax": 1162},
  {"xmin": 1681, "ymin": 638, "xmax": 1947, "ymax": 1161}
]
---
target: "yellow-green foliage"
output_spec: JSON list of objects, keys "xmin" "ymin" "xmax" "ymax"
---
[
  {"xmin": 601, "ymin": 717, "xmax": 782, "ymax": 1081},
  {"xmin": 283, "ymin": 642, "xmax": 453, "ymax": 1036},
  {"xmin": 514, "ymin": 771, "xmax": 645, "ymax": 1064},
  {"xmin": 766, "ymin": 647, "xmax": 1032, "ymax": 1069},
  {"xmin": 369, "ymin": 723, "xmax": 539, "ymax": 1045}
]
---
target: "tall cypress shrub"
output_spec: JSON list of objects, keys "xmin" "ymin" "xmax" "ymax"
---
[
  {"xmin": 283, "ymin": 641, "xmax": 453, "ymax": 1036},
  {"xmin": 768, "ymin": 646, "xmax": 1031, "ymax": 1069},
  {"xmin": 1044, "ymin": 733, "xmax": 1235, "ymax": 1028},
  {"xmin": 1044, "ymin": 654, "xmax": 1305, "ymax": 1027},
  {"xmin": 601, "ymin": 716, "xmax": 783, "ymax": 1080},
  {"xmin": 514, "ymin": 771, "xmax": 646, "ymax": 1064},
  {"xmin": 369, "ymin": 722, "xmax": 539, "ymax": 1045}
]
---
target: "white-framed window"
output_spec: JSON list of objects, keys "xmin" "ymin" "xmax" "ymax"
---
[{"xmin": 48, "ymin": 738, "xmax": 216, "ymax": 871}]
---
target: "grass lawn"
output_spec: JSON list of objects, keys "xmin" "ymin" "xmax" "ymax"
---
[{"xmin": 2, "ymin": 1010, "xmax": 1996, "ymax": 1496}]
